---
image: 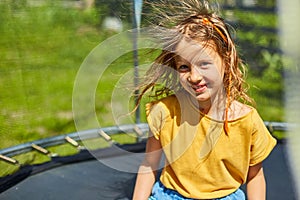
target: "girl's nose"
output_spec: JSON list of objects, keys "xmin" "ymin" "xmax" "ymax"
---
[{"xmin": 188, "ymin": 67, "xmax": 202, "ymax": 83}]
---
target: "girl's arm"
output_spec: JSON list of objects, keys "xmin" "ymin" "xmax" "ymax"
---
[
  {"xmin": 246, "ymin": 162, "xmax": 266, "ymax": 200},
  {"xmin": 133, "ymin": 135, "xmax": 163, "ymax": 200}
]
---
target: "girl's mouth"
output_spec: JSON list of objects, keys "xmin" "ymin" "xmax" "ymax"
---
[{"xmin": 192, "ymin": 84, "xmax": 207, "ymax": 93}]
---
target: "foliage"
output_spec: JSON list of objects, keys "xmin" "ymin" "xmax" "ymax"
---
[
  {"xmin": 95, "ymin": 0, "xmax": 132, "ymax": 25},
  {"xmin": 229, "ymin": 7, "xmax": 284, "ymax": 122}
]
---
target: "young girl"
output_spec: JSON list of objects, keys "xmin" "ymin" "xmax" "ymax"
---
[{"xmin": 133, "ymin": 0, "xmax": 277, "ymax": 199}]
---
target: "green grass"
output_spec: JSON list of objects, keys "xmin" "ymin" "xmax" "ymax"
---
[{"xmin": 0, "ymin": 3, "xmax": 109, "ymax": 148}]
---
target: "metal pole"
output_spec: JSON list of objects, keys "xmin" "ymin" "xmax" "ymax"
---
[{"xmin": 132, "ymin": 0, "xmax": 143, "ymax": 124}]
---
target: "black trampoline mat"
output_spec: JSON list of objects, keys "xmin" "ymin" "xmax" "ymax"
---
[
  {"xmin": 0, "ymin": 143, "xmax": 296, "ymax": 200},
  {"xmin": 263, "ymin": 143, "xmax": 296, "ymax": 200},
  {"xmin": 0, "ymin": 153, "xmax": 144, "ymax": 200}
]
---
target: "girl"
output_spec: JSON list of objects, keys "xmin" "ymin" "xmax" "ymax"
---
[{"xmin": 133, "ymin": 0, "xmax": 277, "ymax": 199}]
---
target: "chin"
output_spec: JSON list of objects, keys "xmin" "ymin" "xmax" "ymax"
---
[{"xmin": 195, "ymin": 94, "xmax": 210, "ymax": 102}]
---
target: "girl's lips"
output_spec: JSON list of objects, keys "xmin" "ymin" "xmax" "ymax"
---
[{"xmin": 192, "ymin": 84, "xmax": 207, "ymax": 93}]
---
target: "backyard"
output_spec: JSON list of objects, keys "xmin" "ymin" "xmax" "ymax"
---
[{"xmin": 0, "ymin": 0, "xmax": 284, "ymax": 176}]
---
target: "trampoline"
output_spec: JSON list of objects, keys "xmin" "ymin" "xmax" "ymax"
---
[{"xmin": 0, "ymin": 122, "xmax": 297, "ymax": 200}]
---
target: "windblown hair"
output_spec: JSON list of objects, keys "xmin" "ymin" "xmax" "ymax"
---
[{"xmin": 135, "ymin": 0, "xmax": 253, "ymax": 113}]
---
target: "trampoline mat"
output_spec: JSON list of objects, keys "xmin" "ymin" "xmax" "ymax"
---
[{"xmin": 0, "ymin": 142, "xmax": 296, "ymax": 200}]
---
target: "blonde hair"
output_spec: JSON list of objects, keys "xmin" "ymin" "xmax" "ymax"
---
[{"xmin": 135, "ymin": 0, "xmax": 253, "ymax": 131}]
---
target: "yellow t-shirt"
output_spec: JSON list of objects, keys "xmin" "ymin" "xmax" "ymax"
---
[{"xmin": 146, "ymin": 93, "xmax": 277, "ymax": 199}]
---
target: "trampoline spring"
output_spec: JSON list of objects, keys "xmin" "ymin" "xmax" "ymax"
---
[
  {"xmin": 133, "ymin": 125, "xmax": 146, "ymax": 142},
  {"xmin": 65, "ymin": 136, "xmax": 80, "ymax": 148},
  {"xmin": 133, "ymin": 125, "xmax": 144, "ymax": 137},
  {"xmin": 0, "ymin": 154, "xmax": 19, "ymax": 165},
  {"xmin": 98, "ymin": 130, "xmax": 115, "ymax": 145},
  {"xmin": 31, "ymin": 143, "xmax": 50, "ymax": 155}
]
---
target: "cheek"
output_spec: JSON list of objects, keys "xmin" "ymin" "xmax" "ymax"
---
[
  {"xmin": 179, "ymin": 73, "xmax": 188, "ymax": 83},
  {"xmin": 178, "ymin": 73, "xmax": 190, "ymax": 89},
  {"xmin": 204, "ymin": 70, "xmax": 224, "ymax": 90},
  {"xmin": 205, "ymin": 68, "xmax": 224, "ymax": 86}
]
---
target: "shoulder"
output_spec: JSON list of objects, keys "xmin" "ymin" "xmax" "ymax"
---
[
  {"xmin": 229, "ymin": 101, "xmax": 255, "ymax": 121},
  {"xmin": 146, "ymin": 95, "xmax": 179, "ymax": 116},
  {"xmin": 146, "ymin": 95, "xmax": 179, "ymax": 139}
]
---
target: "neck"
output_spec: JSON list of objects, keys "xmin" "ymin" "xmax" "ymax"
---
[{"xmin": 189, "ymin": 90, "xmax": 227, "ymax": 120}]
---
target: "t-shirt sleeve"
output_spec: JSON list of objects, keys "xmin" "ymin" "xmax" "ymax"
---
[
  {"xmin": 146, "ymin": 101, "xmax": 168, "ymax": 140},
  {"xmin": 249, "ymin": 110, "xmax": 277, "ymax": 166}
]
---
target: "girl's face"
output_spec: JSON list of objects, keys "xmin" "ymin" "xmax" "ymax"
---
[{"xmin": 175, "ymin": 39, "xmax": 225, "ymax": 106}]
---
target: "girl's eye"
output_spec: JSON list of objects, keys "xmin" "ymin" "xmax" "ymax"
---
[
  {"xmin": 177, "ymin": 65, "xmax": 190, "ymax": 72},
  {"xmin": 199, "ymin": 61, "xmax": 211, "ymax": 68}
]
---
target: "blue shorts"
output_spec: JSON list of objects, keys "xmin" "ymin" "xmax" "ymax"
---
[{"xmin": 149, "ymin": 181, "xmax": 245, "ymax": 200}]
